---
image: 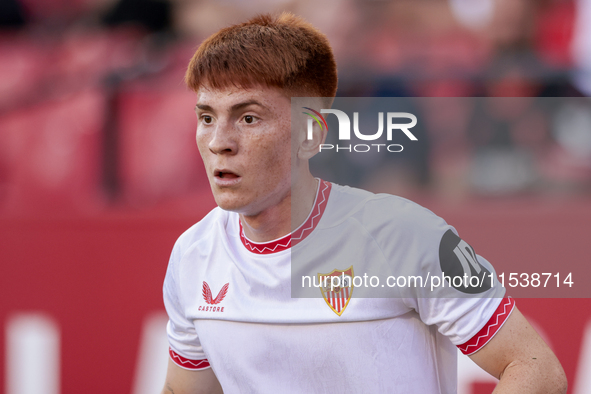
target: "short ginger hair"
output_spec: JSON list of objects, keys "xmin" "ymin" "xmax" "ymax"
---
[{"xmin": 185, "ymin": 13, "xmax": 337, "ymax": 104}]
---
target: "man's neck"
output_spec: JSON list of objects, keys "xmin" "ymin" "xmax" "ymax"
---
[{"xmin": 239, "ymin": 176, "xmax": 318, "ymax": 243}]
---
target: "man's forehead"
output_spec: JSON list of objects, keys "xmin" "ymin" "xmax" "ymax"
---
[{"xmin": 196, "ymin": 84, "xmax": 287, "ymax": 106}]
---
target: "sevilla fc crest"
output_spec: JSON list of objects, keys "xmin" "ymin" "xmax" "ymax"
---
[
  {"xmin": 202, "ymin": 282, "xmax": 229, "ymax": 305},
  {"xmin": 318, "ymin": 266, "xmax": 354, "ymax": 316}
]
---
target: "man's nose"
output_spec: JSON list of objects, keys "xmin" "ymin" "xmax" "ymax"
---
[{"xmin": 208, "ymin": 121, "xmax": 238, "ymax": 155}]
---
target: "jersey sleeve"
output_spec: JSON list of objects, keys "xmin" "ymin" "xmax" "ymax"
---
[
  {"xmin": 455, "ymin": 296, "xmax": 515, "ymax": 355},
  {"xmin": 406, "ymin": 242, "xmax": 512, "ymax": 354},
  {"xmin": 389, "ymin": 200, "xmax": 513, "ymax": 355},
  {"xmin": 163, "ymin": 241, "xmax": 211, "ymax": 370}
]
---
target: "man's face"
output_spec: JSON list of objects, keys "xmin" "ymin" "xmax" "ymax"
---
[{"xmin": 195, "ymin": 84, "xmax": 293, "ymax": 215}]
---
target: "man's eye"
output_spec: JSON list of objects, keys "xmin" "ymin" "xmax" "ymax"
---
[
  {"xmin": 202, "ymin": 115, "xmax": 213, "ymax": 124},
  {"xmin": 244, "ymin": 115, "xmax": 256, "ymax": 124}
]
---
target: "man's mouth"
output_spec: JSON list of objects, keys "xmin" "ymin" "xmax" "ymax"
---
[{"xmin": 215, "ymin": 170, "xmax": 239, "ymax": 179}]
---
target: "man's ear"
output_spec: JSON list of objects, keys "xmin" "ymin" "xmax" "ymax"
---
[{"xmin": 298, "ymin": 118, "xmax": 327, "ymax": 160}]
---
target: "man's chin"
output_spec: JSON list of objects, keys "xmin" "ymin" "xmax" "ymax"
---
[
  {"xmin": 213, "ymin": 195, "xmax": 248, "ymax": 213},
  {"xmin": 215, "ymin": 201, "xmax": 239, "ymax": 212},
  {"xmin": 214, "ymin": 197, "xmax": 266, "ymax": 217}
]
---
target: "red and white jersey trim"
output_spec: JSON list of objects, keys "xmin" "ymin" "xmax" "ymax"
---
[
  {"xmin": 169, "ymin": 348, "xmax": 210, "ymax": 370},
  {"xmin": 292, "ymin": 180, "xmax": 331, "ymax": 246},
  {"xmin": 239, "ymin": 179, "xmax": 332, "ymax": 254},
  {"xmin": 457, "ymin": 297, "xmax": 515, "ymax": 355}
]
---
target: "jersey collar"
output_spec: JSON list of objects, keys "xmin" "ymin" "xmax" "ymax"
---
[{"xmin": 238, "ymin": 179, "xmax": 332, "ymax": 254}]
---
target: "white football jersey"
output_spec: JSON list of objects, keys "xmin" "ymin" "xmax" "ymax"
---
[{"xmin": 163, "ymin": 180, "xmax": 513, "ymax": 393}]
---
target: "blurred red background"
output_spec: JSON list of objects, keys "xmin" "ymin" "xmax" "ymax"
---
[{"xmin": 1, "ymin": 0, "xmax": 591, "ymax": 393}]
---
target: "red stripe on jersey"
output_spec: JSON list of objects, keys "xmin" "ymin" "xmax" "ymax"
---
[
  {"xmin": 169, "ymin": 348, "xmax": 210, "ymax": 370},
  {"xmin": 457, "ymin": 297, "xmax": 515, "ymax": 356},
  {"xmin": 332, "ymin": 292, "xmax": 336, "ymax": 310},
  {"xmin": 239, "ymin": 220, "xmax": 291, "ymax": 254},
  {"xmin": 292, "ymin": 180, "xmax": 331, "ymax": 246},
  {"xmin": 238, "ymin": 180, "xmax": 331, "ymax": 254}
]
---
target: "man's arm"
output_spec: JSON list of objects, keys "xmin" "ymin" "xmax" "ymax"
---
[
  {"xmin": 469, "ymin": 306, "xmax": 567, "ymax": 393},
  {"xmin": 161, "ymin": 358, "xmax": 223, "ymax": 394}
]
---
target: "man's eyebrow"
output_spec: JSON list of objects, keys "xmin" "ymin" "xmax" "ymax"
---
[
  {"xmin": 230, "ymin": 100, "xmax": 266, "ymax": 112},
  {"xmin": 195, "ymin": 104, "xmax": 213, "ymax": 112},
  {"xmin": 195, "ymin": 100, "xmax": 266, "ymax": 113}
]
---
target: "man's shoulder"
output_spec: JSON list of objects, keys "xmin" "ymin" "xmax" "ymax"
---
[
  {"xmin": 327, "ymin": 182, "xmax": 444, "ymax": 229},
  {"xmin": 174, "ymin": 206, "xmax": 233, "ymax": 251}
]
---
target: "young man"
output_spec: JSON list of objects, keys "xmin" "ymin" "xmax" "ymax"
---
[{"xmin": 162, "ymin": 13, "xmax": 567, "ymax": 394}]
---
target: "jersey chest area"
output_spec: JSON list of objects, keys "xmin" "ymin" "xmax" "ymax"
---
[{"xmin": 178, "ymin": 235, "xmax": 414, "ymax": 323}]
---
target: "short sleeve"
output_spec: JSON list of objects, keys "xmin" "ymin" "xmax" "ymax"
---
[
  {"xmin": 406, "ymin": 243, "xmax": 508, "ymax": 344},
  {"xmin": 163, "ymin": 241, "xmax": 211, "ymax": 370},
  {"xmin": 393, "ymin": 202, "xmax": 511, "ymax": 355}
]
